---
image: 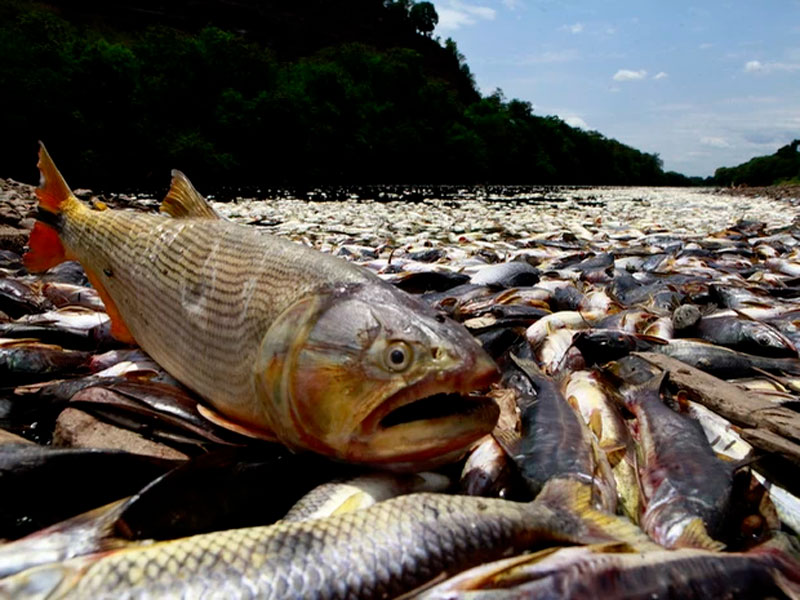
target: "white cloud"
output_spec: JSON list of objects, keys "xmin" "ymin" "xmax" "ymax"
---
[
  {"xmin": 435, "ymin": 1, "xmax": 496, "ymax": 31},
  {"xmin": 502, "ymin": 0, "xmax": 523, "ymax": 9},
  {"xmin": 699, "ymin": 43, "xmax": 713, "ymax": 50},
  {"xmin": 613, "ymin": 69, "xmax": 647, "ymax": 81},
  {"xmin": 744, "ymin": 59, "xmax": 800, "ymax": 73},
  {"xmin": 560, "ymin": 22, "xmax": 584, "ymax": 34},
  {"xmin": 565, "ymin": 116, "xmax": 589, "ymax": 129},
  {"xmin": 700, "ymin": 136, "xmax": 731, "ymax": 148},
  {"xmin": 653, "ymin": 71, "xmax": 668, "ymax": 80},
  {"xmin": 745, "ymin": 60, "xmax": 764, "ymax": 72}
]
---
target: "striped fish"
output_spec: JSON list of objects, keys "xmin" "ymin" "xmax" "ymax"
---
[{"xmin": 24, "ymin": 144, "xmax": 499, "ymax": 469}]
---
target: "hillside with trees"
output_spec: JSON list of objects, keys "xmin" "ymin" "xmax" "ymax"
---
[
  {"xmin": 713, "ymin": 140, "xmax": 800, "ymax": 187},
  {"xmin": 1, "ymin": 0, "xmax": 679, "ymax": 190}
]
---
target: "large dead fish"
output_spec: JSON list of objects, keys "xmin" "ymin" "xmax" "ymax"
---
[
  {"xmin": 23, "ymin": 144, "xmax": 499, "ymax": 469},
  {"xmin": 621, "ymin": 372, "xmax": 734, "ymax": 550},
  {"xmin": 0, "ymin": 490, "xmax": 632, "ymax": 600}
]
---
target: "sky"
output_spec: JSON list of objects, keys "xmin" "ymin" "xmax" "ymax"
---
[{"xmin": 428, "ymin": 0, "xmax": 800, "ymax": 177}]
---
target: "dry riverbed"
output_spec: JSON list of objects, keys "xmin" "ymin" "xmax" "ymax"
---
[{"xmin": 4, "ymin": 180, "xmax": 799, "ymax": 255}]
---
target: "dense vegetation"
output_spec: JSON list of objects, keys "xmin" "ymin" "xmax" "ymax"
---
[
  {"xmin": 713, "ymin": 140, "xmax": 800, "ymax": 187},
  {"xmin": 1, "ymin": 0, "xmax": 678, "ymax": 190}
]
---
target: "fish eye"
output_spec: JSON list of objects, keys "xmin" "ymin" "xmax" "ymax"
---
[
  {"xmin": 755, "ymin": 333, "xmax": 771, "ymax": 346},
  {"xmin": 384, "ymin": 341, "xmax": 413, "ymax": 372}
]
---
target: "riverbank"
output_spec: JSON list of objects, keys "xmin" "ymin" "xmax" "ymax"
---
[
  {"xmin": 714, "ymin": 184, "xmax": 800, "ymax": 204},
  {"xmin": 3, "ymin": 180, "xmax": 800, "ymax": 255}
]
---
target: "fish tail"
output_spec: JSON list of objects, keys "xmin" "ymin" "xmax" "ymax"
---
[
  {"xmin": 536, "ymin": 478, "xmax": 657, "ymax": 550},
  {"xmin": 673, "ymin": 517, "xmax": 726, "ymax": 551},
  {"xmin": 23, "ymin": 143, "xmax": 83, "ymax": 273},
  {"xmin": 24, "ymin": 221, "xmax": 68, "ymax": 272},
  {"xmin": 36, "ymin": 142, "xmax": 77, "ymax": 213}
]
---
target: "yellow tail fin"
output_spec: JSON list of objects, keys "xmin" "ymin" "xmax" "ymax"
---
[
  {"xmin": 674, "ymin": 517, "xmax": 726, "ymax": 551},
  {"xmin": 537, "ymin": 478, "xmax": 659, "ymax": 551}
]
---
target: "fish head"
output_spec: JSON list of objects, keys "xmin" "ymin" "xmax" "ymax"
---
[
  {"xmin": 743, "ymin": 321, "xmax": 798, "ymax": 357},
  {"xmin": 255, "ymin": 282, "xmax": 500, "ymax": 470}
]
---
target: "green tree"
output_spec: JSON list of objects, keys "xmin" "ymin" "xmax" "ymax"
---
[{"xmin": 410, "ymin": 2, "xmax": 438, "ymax": 36}]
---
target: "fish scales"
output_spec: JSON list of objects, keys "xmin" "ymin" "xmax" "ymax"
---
[
  {"xmin": 22, "ymin": 493, "xmax": 587, "ymax": 599},
  {"xmin": 59, "ymin": 207, "xmax": 372, "ymax": 427},
  {"xmin": 25, "ymin": 146, "xmax": 500, "ymax": 466}
]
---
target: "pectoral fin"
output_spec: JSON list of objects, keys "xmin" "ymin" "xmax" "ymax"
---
[{"xmin": 196, "ymin": 404, "xmax": 279, "ymax": 442}]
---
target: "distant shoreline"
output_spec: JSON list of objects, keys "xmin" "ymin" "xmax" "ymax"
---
[{"xmin": 715, "ymin": 184, "xmax": 800, "ymax": 203}]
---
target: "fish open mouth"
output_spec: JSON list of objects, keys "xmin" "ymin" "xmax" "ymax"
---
[
  {"xmin": 352, "ymin": 378, "xmax": 499, "ymax": 469},
  {"xmin": 378, "ymin": 392, "xmax": 492, "ymax": 429}
]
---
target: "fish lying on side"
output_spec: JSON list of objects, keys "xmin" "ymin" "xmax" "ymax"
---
[
  {"xmin": 692, "ymin": 313, "xmax": 798, "ymax": 358},
  {"xmin": 0, "ymin": 490, "xmax": 630, "ymax": 600},
  {"xmin": 417, "ymin": 537, "xmax": 800, "ymax": 599},
  {"xmin": 621, "ymin": 372, "xmax": 734, "ymax": 550},
  {"xmin": 23, "ymin": 144, "xmax": 500, "ymax": 470},
  {"xmin": 563, "ymin": 369, "xmax": 641, "ymax": 522},
  {"xmin": 657, "ymin": 339, "xmax": 800, "ymax": 378},
  {"xmin": 496, "ymin": 354, "xmax": 618, "ymax": 514},
  {"xmin": 281, "ymin": 471, "xmax": 450, "ymax": 522}
]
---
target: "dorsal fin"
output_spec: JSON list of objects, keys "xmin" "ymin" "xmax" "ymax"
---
[{"xmin": 159, "ymin": 170, "xmax": 221, "ymax": 219}]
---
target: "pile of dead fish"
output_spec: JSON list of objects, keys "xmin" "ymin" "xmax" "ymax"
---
[{"xmin": 3, "ymin": 190, "xmax": 800, "ymax": 597}]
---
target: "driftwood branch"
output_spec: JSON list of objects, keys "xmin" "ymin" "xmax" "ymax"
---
[{"xmin": 633, "ymin": 351, "xmax": 800, "ymax": 466}]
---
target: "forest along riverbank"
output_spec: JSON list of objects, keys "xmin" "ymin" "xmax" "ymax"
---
[{"xmin": 3, "ymin": 180, "xmax": 800, "ymax": 596}]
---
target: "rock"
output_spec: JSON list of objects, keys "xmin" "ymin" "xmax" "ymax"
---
[
  {"xmin": 0, "ymin": 225, "xmax": 29, "ymax": 254},
  {"xmin": 53, "ymin": 407, "xmax": 189, "ymax": 461},
  {"xmin": 0, "ymin": 179, "xmax": 36, "ymax": 253}
]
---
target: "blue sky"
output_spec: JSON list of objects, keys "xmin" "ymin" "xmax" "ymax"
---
[{"xmin": 429, "ymin": 1, "xmax": 800, "ymax": 177}]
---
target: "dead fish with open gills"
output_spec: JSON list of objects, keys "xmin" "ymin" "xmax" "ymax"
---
[
  {"xmin": 621, "ymin": 372, "xmax": 734, "ymax": 550},
  {"xmin": 23, "ymin": 144, "xmax": 499, "ymax": 469},
  {"xmin": 0, "ymin": 492, "xmax": 632, "ymax": 600}
]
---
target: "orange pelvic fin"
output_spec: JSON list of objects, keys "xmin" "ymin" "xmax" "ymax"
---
[
  {"xmin": 83, "ymin": 268, "xmax": 136, "ymax": 345},
  {"xmin": 160, "ymin": 170, "xmax": 221, "ymax": 220},
  {"xmin": 36, "ymin": 142, "xmax": 75, "ymax": 214}
]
